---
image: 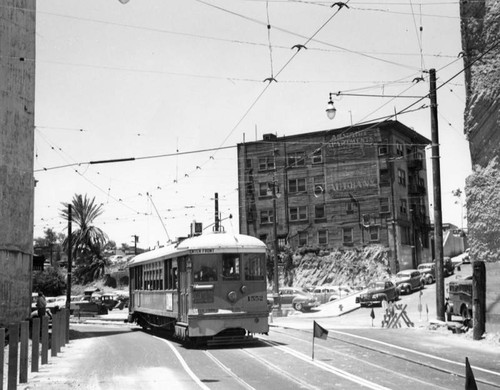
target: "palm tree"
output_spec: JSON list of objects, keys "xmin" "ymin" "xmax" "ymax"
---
[{"xmin": 61, "ymin": 194, "xmax": 109, "ymax": 282}]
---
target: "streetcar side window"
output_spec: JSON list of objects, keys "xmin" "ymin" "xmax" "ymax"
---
[
  {"xmin": 222, "ymin": 254, "xmax": 240, "ymax": 281},
  {"xmin": 192, "ymin": 254, "xmax": 218, "ymax": 282},
  {"xmin": 243, "ymin": 253, "xmax": 265, "ymax": 281}
]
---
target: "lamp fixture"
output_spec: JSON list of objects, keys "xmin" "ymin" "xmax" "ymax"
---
[{"xmin": 326, "ymin": 93, "xmax": 337, "ymax": 120}]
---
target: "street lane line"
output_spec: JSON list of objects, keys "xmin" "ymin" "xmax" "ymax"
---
[
  {"xmin": 204, "ymin": 351, "xmax": 256, "ymax": 390},
  {"xmin": 154, "ymin": 336, "xmax": 210, "ymax": 390},
  {"xmin": 264, "ymin": 340, "xmax": 391, "ymax": 390}
]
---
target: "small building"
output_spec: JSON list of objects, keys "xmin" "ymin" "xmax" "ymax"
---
[{"xmin": 237, "ymin": 120, "xmax": 432, "ymax": 273}]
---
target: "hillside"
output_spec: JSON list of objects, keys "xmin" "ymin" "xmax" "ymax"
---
[{"xmin": 276, "ymin": 245, "xmax": 392, "ymax": 289}]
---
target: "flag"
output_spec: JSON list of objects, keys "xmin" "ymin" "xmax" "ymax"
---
[
  {"xmin": 465, "ymin": 357, "xmax": 478, "ymax": 390},
  {"xmin": 313, "ymin": 321, "xmax": 328, "ymax": 340}
]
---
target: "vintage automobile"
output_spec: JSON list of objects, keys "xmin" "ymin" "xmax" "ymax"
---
[
  {"xmin": 311, "ymin": 286, "xmax": 340, "ymax": 304},
  {"xmin": 291, "ymin": 292, "xmax": 320, "ymax": 312},
  {"xmin": 417, "ymin": 263, "xmax": 436, "ymax": 284},
  {"xmin": 394, "ymin": 269, "xmax": 423, "ymax": 294},
  {"xmin": 446, "ymin": 276, "xmax": 473, "ymax": 321},
  {"xmin": 356, "ymin": 280, "xmax": 399, "ymax": 307},
  {"xmin": 443, "ymin": 257, "xmax": 455, "ymax": 277}
]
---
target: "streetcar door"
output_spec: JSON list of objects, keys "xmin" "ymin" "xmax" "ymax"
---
[{"xmin": 178, "ymin": 256, "xmax": 189, "ymax": 323}]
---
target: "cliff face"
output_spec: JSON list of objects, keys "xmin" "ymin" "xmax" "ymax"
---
[
  {"xmin": 278, "ymin": 245, "xmax": 392, "ymax": 289},
  {"xmin": 460, "ymin": 0, "xmax": 500, "ymax": 167}
]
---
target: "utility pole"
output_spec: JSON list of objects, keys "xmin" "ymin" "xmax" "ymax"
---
[
  {"xmin": 131, "ymin": 235, "xmax": 138, "ymax": 255},
  {"xmin": 272, "ymin": 147, "xmax": 281, "ymax": 311},
  {"xmin": 214, "ymin": 192, "xmax": 220, "ymax": 232},
  {"xmin": 430, "ymin": 68, "xmax": 445, "ymax": 321},
  {"xmin": 65, "ymin": 204, "xmax": 72, "ymax": 341}
]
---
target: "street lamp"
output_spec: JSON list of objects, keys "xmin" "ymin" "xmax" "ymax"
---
[{"xmin": 326, "ymin": 93, "xmax": 337, "ymax": 120}]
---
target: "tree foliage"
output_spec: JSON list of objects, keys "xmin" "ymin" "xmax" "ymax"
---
[
  {"xmin": 33, "ymin": 266, "xmax": 66, "ymax": 296},
  {"xmin": 466, "ymin": 158, "xmax": 500, "ymax": 263},
  {"xmin": 61, "ymin": 194, "xmax": 109, "ymax": 283}
]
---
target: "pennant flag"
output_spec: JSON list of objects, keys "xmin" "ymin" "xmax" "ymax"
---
[
  {"xmin": 313, "ymin": 321, "xmax": 328, "ymax": 340},
  {"xmin": 465, "ymin": 357, "xmax": 478, "ymax": 390},
  {"xmin": 370, "ymin": 308, "xmax": 375, "ymax": 320}
]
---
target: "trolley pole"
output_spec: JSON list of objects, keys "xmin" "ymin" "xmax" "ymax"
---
[{"xmin": 430, "ymin": 68, "xmax": 445, "ymax": 321}]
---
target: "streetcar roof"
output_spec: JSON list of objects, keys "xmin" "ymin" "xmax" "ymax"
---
[{"xmin": 128, "ymin": 233, "xmax": 267, "ymax": 266}]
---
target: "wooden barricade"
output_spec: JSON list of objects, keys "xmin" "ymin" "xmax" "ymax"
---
[{"xmin": 381, "ymin": 304, "xmax": 414, "ymax": 328}]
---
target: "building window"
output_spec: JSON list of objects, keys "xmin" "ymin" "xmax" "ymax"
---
[
  {"xmin": 315, "ymin": 204, "xmax": 325, "ymax": 220},
  {"xmin": 259, "ymin": 182, "xmax": 269, "ymax": 197},
  {"xmin": 298, "ymin": 231, "xmax": 308, "ymax": 246},
  {"xmin": 287, "ymin": 152, "xmax": 305, "ymax": 168},
  {"xmin": 258, "ymin": 157, "xmax": 275, "ymax": 171},
  {"xmin": 318, "ymin": 230, "xmax": 328, "ymax": 245},
  {"xmin": 313, "ymin": 175, "xmax": 325, "ymax": 196},
  {"xmin": 245, "ymin": 158, "xmax": 252, "ymax": 168},
  {"xmin": 343, "ymin": 228, "xmax": 353, "ymax": 244},
  {"xmin": 380, "ymin": 197, "xmax": 390, "ymax": 214},
  {"xmin": 398, "ymin": 169, "xmax": 406, "ymax": 186},
  {"xmin": 346, "ymin": 201, "xmax": 354, "ymax": 214},
  {"xmin": 400, "ymin": 199, "xmax": 407, "ymax": 214},
  {"xmin": 288, "ymin": 178, "xmax": 306, "ymax": 193},
  {"xmin": 260, "ymin": 209, "xmax": 274, "ymax": 224},
  {"xmin": 289, "ymin": 206, "xmax": 308, "ymax": 221},
  {"xmin": 396, "ymin": 142, "xmax": 404, "ymax": 156},
  {"xmin": 378, "ymin": 145, "xmax": 388, "ymax": 156},
  {"xmin": 379, "ymin": 168, "xmax": 390, "ymax": 187},
  {"xmin": 401, "ymin": 226, "xmax": 411, "ymax": 245},
  {"xmin": 369, "ymin": 226, "xmax": 379, "ymax": 241},
  {"xmin": 312, "ymin": 149, "xmax": 323, "ymax": 164}
]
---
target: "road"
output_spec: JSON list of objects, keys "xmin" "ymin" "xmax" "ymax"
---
[{"xmin": 24, "ymin": 306, "xmax": 500, "ymax": 390}]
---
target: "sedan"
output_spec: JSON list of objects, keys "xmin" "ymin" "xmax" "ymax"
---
[{"xmin": 356, "ymin": 280, "xmax": 399, "ymax": 307}]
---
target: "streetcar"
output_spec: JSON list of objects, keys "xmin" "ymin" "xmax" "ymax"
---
[{"xmin": 127, "ymin": 231, "xmax": 269, "ymax": 345}]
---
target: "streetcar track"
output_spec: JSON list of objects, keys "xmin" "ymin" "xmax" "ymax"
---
[
  {"xmin": 204, "ymin": 350, "xmax": 256, "ymax": 390},
  {"xmin": 258, "ymin": 332, "xmax": 444, "ymax": 389},
  {"xmin": 269, "ymin": 328, "xmax": 500, "ymax": 389},
  {"xmin": 241, "ymin": 347, "xmax": 322, "ymax": 390},
  {"xmin": 262, "ymin": 339, "xmax": 391, "ymax": 390}
]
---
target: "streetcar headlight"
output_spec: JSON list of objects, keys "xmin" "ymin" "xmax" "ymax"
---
[
  {"xmin": 227, "ymin": 291, "xmax": 237, "ymax": 302},
  {"xmin": 240, "ymin": 285, "xmax": 247, "ymax": 293}
]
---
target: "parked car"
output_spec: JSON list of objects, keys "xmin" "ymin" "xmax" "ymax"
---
[
  {"xmin": 417, "ymin": 263, "xmax": 436, "ymax": 284},
  {"xmin": 291, "ymin": 292, "xmax": 320, "ymax": 312},
  {"xmin": 278, "ymin": 287, "xmax": 311, "ymax": 305},
  {"xmin": 311, "ymin": 286, "xmax": 340, "ymax": 304},
  {"xmin": 356, "ymin": 280, "xmax": 399, "ymax": 307},
  {"xmin": 394, "ymin": 269, "xmax": 423, "ymax": 294}
]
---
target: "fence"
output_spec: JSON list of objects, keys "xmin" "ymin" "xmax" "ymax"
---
[{"xmin": 1, "ymin": 309, "xmax": 69, "ymax": 390}]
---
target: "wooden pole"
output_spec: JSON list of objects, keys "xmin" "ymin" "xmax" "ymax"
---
[
  {"xmin": 66, "ymin": 204, "xmax": 72, "ymax": 343},
  {"xmin": 31, "ymin": 317, "xmax": 40, "ymax": 372},
  {"xmin": 429, "ymin": 68, "xmax": 445, "ymax": 321},
  {"xmin": 8, "ymin": 323, "xmax": 19, "ymax": 390},
  {"xmin": 41, "ymin": 316, "xmax": 49, "ymax": 364},
  {"xmin": 19, "ymin": 321, "xmax": 29, "ymax": 383},
  {"xmin": 473, "ymin": 261, "xmax": 486, "ymax": 340}
]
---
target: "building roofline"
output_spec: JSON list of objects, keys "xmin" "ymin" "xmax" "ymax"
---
[{"xmin": 237, "ymin": 120, "xmax": 431, "ymax": 147}]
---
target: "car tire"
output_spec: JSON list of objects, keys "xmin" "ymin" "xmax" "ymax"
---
[{"xmin": 293, "ymin": 302, "xmax": 303, "ymax": 311}]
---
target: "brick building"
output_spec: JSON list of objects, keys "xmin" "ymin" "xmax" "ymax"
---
[{"xmin": 237, "ymin": 120, "xmax": 432, "ymax": 273}]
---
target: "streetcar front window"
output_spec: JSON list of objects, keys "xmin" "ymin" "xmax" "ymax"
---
[
  {"xmin": 222, "ymin": 254, "xmax": 240, "ymax": 281},
  {"xmin": 243, "ymin": 253, "xmax": 265, "ymax": 281},
  {"xmin": 193, "ymin": 254, "xmax": 218, "ymax": 282}
]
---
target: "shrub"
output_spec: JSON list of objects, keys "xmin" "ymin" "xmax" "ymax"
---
[{"xmin": 33, "ymin": 266, "xmax": 66, "ymax": 296}]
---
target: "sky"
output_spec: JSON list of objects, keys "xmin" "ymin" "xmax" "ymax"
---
[{"xmin": 33, "ymin": 0, "xmax": 471, "ymax": 249}]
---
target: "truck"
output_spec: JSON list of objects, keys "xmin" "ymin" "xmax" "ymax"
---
[{"xmin": 446, "ymin": 276, "xmax": 473, "ymax": 320}]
